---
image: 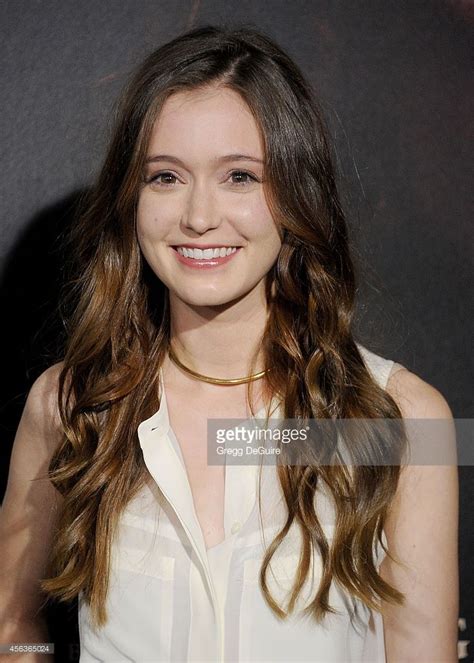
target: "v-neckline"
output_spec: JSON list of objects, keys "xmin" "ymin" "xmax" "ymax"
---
[{"xmin": 156, "ymin": 366, "xmax": 282, "ymax": 555}]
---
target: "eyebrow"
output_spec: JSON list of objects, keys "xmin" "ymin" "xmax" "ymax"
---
[{"xmin": 144, "ymin": 153, "xmax": 264, "ymax": 166}]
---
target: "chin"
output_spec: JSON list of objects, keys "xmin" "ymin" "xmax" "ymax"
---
[
  {"xmin": 182, "ymin": 296, "xmax": 238, "ymax": 308},
  {"xmin": 173, "ymin": 288, "xmax": 247, "ymax": 309}
]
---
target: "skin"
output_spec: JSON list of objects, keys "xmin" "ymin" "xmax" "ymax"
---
[{"xmin": 137, "ymin": 84, "xmax": 282, "ymax": 389}]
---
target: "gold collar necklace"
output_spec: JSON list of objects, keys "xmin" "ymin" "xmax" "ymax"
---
[{"xmin": 168, "ymin": 346, "xmax": 270, "ymax": 385}]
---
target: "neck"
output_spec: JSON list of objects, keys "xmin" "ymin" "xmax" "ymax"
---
[{"xmin": 166, "ymin": 289, "xmax": 269, "ymax": 379}]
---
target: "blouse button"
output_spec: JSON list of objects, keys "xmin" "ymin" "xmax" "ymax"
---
[{"xmin": 231, "ymin": 521, "xmax": 242, "ymax": 534}]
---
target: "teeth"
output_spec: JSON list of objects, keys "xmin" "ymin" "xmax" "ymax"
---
[{"xmin": 177, "ymin": 246, "xmax": 238, "ymax": 259}]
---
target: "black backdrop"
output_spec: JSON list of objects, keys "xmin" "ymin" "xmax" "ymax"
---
[{"xmin": 1, "ymin": 1, "xmax": 472, "ymax": 660}]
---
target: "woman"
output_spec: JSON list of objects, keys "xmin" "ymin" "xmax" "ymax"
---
[{"xmin": 0, "ymin": 24, "xmax": 458, "ymax": 662}]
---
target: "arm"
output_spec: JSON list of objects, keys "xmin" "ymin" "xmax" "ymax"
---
[
  {"xmin": 381, "ymin": 367, "xmax": 459, "ymax": 663},
  {"xmin": 0, "ymin": 363, "xmax": 65, "ymax": 662}
]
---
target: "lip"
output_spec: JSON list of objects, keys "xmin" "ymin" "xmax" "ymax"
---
[
  {"xmin": 172, "ymin": 243, "xmax": 242, "ymax": 249},
  {"xmin": 170, "ymin": 246, "xmax": 242, "ymax": 269}
]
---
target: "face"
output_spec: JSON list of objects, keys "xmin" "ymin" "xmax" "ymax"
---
[{"xmin": 136, "ymin": 85, "xmax": 282, "ymax": 309}]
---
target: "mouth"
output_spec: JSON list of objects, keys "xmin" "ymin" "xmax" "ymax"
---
[{"xmin": 170, "ymin": 245, "xmax": 242, "ymax": 269}]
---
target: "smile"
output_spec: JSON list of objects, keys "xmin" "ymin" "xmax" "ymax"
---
[
  {"xmin": 177, "ymin": 246, "xmax": 237, "ymax": 259},
  {"xmin": 170, "ymin": 246, "xmax": 242, "ymax": 269}
]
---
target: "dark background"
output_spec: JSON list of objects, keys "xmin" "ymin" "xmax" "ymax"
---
[{"xmin": 1, "ymin": 1, "xmax": 472, "ymax": 660}]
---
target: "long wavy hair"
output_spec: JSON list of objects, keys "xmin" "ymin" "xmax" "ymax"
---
[{"xmin": 39, "ymin": 24, "xmax": 409, "ymax": 629}]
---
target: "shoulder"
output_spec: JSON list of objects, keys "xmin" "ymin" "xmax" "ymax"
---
[
  {"xmin": 385, "ymin": 365, "xmax": 453, "ymax": 420},
  {"xmin": 28, "ymin": 361, "xmax": 64, "ymax": 404},
  {"xmin": 23, "ymin": 362, "xmax": 66, "ymax": 447},
  {"xmin": 4, "ymin": 363, "xmax": 67, "ymax": 513},
  {"xmin": 384, "ymin": 365, "xmax": 457, "ymax": 498}
]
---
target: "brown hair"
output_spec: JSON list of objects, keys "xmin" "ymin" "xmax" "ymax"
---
[{"xmin": 39, "ymin": 24, "xmax": 408, "ymax": 629}]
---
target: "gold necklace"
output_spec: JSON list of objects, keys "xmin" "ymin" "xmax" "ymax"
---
[{"xmin": 168, "ymin": 345, "xmax": 270, "ymax": 385}]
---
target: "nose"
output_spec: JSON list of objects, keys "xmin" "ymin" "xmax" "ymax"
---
[{"xmin": 181, "ymin": 179, "xmax": 221, "ymax": 234}]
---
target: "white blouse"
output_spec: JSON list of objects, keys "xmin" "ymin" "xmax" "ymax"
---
[{"xmin": 78, "ymin": 344, "xmax": 397, "ymax": 662}]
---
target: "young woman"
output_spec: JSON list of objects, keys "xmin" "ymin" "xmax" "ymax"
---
[{"xmin": 0, "ymin": 24, "xmax": 458, "ymax": 662}]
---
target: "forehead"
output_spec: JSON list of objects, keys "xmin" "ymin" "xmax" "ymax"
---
[{"xmin": 146, "ymin": 86, "xmax": 265, "ymax": 159}]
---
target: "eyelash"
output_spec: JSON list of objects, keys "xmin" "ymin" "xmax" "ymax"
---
[{"xmin": 146, "ymin": 170, "xmax": 259, "ymax": 187}]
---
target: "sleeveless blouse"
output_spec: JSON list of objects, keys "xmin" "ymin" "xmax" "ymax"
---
[{"xmin": 78, "ymin": 343, "xmax": 400, "ymax": 662}]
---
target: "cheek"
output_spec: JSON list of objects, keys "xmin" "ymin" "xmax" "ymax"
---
[
  {"xmin": 240, "ymin": 198, "xmax": 278, "ymax": 236},
  {"xmin": 136, "ymin": 197, "xmax": 152, "ymax": 238},
  {"xmin": 136, "ymin": 196, "xmax": 167, "ymax": 244},
  {"xmin": 253, "ymin": 210, "xmax": 282, "ymax": 250}
]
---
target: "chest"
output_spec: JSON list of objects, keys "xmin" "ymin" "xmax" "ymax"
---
[{"xmin": 165, "ymin": 388, "xmax": 255, "ymax": 550}]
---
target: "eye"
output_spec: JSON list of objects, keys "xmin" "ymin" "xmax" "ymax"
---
[
  {"xmin": 144, "ymin": 169, "xmax": 259, "ymax": 188},
  {"xmin": 147, "ymin": 171, "xmax": 178, "ymax": 187},
  {"xmin": 228, "ymin": 170, "xmax": 258, "ymax": 186}
]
